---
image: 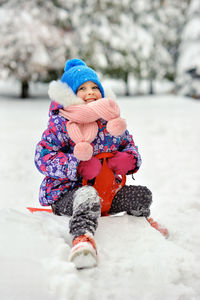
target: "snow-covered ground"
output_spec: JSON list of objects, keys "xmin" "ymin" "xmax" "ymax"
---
[{"xmin": 0, "ymin": 89, "xmax": 200, "ymax": 300}]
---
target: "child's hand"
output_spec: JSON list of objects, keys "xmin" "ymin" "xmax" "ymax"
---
[
  {"xmin": 78, "ymin": 157, "xmax": 102, "ymax": 180},
  {"xmin": 107, "ymin": 151, "xmax": 136, "ymax": 175}
]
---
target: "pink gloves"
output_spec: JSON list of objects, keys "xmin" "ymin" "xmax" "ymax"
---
[
  {"xmin": 78, "ymin": 152, "xmax": 136, "ymax": 179},
  {"xmin": 107, "ymin": 151, "xmax": 136, "ymax": 175},
  {"xmin": 78, "ymin": 156, "xmax": 102, "ymax": 180}
]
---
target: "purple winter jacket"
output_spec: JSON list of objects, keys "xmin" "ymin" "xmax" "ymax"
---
[{"xmin": 34, "ymin": 81, "xmax": 142, "ymax": 206}]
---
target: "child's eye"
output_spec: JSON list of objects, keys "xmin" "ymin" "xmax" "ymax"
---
[
  {"xmin": 78, "ymin": 87, "xmax": 85, "ymax": 91},
  {"xmin": 92, "ymin": 86, "xmax": 99, "ymax": 90}
]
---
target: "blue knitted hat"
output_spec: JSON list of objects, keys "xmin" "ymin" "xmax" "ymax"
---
[{"xmin": 61, "ymin": 58, "xmax": 104, "ymax": 97}]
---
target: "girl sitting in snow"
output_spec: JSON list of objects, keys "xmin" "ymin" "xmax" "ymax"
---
[{"xmin": 35, "ymin": 58, "xmax": 152, "ymax": 269}]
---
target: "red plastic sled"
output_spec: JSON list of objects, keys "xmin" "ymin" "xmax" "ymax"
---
[
  {"xmin": 27, "ymin": 207, "xmax": 53, "ymax": 213},
  {"xmin": 83, "ymin": 152, "xmax": 126, "ymax": 215}
]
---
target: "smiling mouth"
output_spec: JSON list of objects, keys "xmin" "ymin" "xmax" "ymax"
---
[{"xmin": 85, "ymin": 98, "xmax": 96, "ymax": 102}]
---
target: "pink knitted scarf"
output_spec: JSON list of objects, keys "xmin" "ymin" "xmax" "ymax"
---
[{"xmin": 59, "ymin": 98, "xmax": 127, "ymax": 161}]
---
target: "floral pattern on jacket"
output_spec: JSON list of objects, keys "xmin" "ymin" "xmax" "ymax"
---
[{"xmin": 35, "ymin": 82, "xmax": 142, "ymax": 206}]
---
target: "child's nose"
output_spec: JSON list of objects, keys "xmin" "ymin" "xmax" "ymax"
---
[{"xmin": 88, "ymin": 88, "xmax": 94, "ymax": 94}]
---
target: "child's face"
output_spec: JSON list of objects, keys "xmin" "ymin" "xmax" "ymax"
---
[{"xmin": 76, "ymin": 81, "xmax": 102, "ymax": 103}]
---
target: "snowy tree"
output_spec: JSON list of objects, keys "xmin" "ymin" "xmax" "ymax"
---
[
  {"xmin": 160, "ymin": 0, "xmax": 191, "ymax": 70},
  {"xmin": 70, "ymin": 0, "xmax": 186, "ymax": 95},
  {"xmin": 134, "ymin": 0, "xmax": 173, "ymax": 93},
  {"xmin": 0, "ymin": 0, "xmax": 192, "ymax": 97},
  {"xmin": 176, "ymin": 0, "xmax": 200, "ymax": 99},
  {"xmin": 0, "ymin": 0, "xmax": 73, "ymax": 98},
  {"xmin": 70, "ymin": 0, "xmax": 154, "ymax": 95},
  {"xmin": 130, "ymin": 0, "xmax": 191, "ymax": 93}
]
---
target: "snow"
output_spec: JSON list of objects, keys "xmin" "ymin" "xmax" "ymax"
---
[{"xmin": 0, "ymin": 87, "xmax": 200, "ymax": 300}]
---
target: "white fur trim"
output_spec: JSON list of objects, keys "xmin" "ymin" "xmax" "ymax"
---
[
  {"xmin": 48, "ymin": 80, "xmax": 117, "ymax": 107},
  {"xmin": 48, "ymin": 80, "xmax": 84, "ymax": 107},
  {"xmin": 104, "ymin": 86, "xmax": 116, "ymax": 101}
]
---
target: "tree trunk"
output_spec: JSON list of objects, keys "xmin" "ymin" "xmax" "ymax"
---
[
  {"xmin": 149, "ymin": 80, "xmax": 154, "ymax": 95},
  {"xmin": 124, "ymin": 72, "xmax": 129, "ymax": 96},
  {"xmin": 135, "ymin": 78, "xmax": 141, "ymax": 95},
  {"xmin": 21, "ymin": 80, "xmax": 29, "ymax": 98}
]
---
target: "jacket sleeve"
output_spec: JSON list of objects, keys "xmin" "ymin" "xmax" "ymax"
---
[
  {"xmin": 119, "ymin": 129, "xmax": 142, "ymax": 173},
  {"xmin": 34, "ymin": 115, "xmax": 79, "ymax": 181}
]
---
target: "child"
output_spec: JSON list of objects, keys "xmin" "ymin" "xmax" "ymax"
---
[{"xmin": 35, "ymin": 59, "xmax": 152, "ymax": 269}]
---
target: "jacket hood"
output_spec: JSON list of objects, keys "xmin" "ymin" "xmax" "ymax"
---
[{"xmin": 48, "ymin": 80, "xmax": 116, "ymax": 116}]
